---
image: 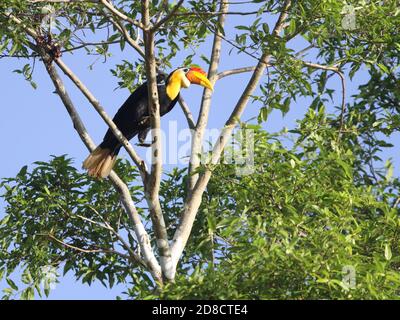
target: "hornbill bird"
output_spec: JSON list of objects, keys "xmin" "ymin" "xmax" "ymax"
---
[{"xmin": 83, "ymin": 66, "xmax": 213, "ymax": 178}]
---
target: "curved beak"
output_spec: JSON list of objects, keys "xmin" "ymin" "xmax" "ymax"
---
[{"xmin": 186, "ymin": 68, "xmax": 213, "ymax": 91}]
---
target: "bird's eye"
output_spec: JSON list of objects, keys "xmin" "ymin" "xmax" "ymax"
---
[{"xmin": 183, "ymin": 68, "xmax": 189, "ymax": 73}]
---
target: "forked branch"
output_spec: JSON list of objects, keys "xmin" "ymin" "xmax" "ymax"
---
[{"xmin": 171, "ymin": 0, "xmax": 293, "ymax": 271}]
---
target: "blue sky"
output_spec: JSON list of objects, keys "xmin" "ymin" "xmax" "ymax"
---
[{"xmin": 0, "ymin": 5, "xmax": 398, "ymax": 299}]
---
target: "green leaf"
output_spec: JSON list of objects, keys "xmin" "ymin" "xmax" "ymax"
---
[
  {"xmin": 21, "ymin": 287, "xmax": 35, "ymax": 300},
  {"xmin": 262, "ymin": 23, "xmax": 269, "ymax": 34},
  {"xmin": 377, "ymin": 63, "xmax": 389, "ymax": 74},
  {"xmin": 6, "ymin": 278, "xmax": 18, "ymax": 291}
]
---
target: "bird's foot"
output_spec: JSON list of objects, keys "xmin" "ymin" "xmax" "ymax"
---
[{"xmin": 136, "ymin": 142, "xmax": 152, "ymax": 148}]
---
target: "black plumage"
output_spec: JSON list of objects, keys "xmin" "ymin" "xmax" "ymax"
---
[
  {"xmin": 101, "ymin": 73, "xmax": 179, "ymax": 154},
  {"xmin": 83, "ymin": 73, "xmax": 179, "ymax": 178}
]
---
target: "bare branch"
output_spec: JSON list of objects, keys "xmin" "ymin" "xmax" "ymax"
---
[
  {"xmin": 272, "ymin": 0, "xmax": 292, "ymax": 37},
  {"xmin": 217, "ymin": 62, "xmax": 337, "ymax": 81},
  {"xmin": 302, "ymin": 61, "xmax": 339, "ymax": 72},
  {"xmin": 178, "ymin": 96, "xmax": 196, "ymax": 130},
  {"xmin": 188, "ymin": 0, "xmax": 229, "ymax": 192},
  {"xmin": 216, "ymin": 66, "xmax": 258, "ymax": 80},
  {"xmin": 109, "ymin": 172, "xmax": 162, "ymax": 282}
]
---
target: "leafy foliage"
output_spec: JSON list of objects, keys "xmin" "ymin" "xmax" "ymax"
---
[
  {"xmin": 2, "ymin": 111, "xmax": 399, "ymax": 299},
  {"xmin": 1, "ymin": 0, "xmax": 399, "ymax": 299},
  {"xmin": 0, "ymin": 156, "xmax": 150, "ymax": 299},
  {"xmin": 160, "ymin": 118, "xmax": 400, "ymax": 299}
]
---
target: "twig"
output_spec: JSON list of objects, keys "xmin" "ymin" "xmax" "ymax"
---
[
  {"xmin": 46, "ymin": 233, "xmax": 104, "ymax": 253},
  {"xmin": 62, "ymin": 40, "xmax": 121, "ymax": 53},
  {"xmin": 217, "ymin": 66, "xmax": 258, "ymax": 80},
  {"xmin": 108, "ymin": 17, "xmax": 145, "ymax": 58},
  {"xmin": 173, "ymin": 10, "xmax": 270, "ymax": 17},
  {"xmin": 194, "ymin": 10, "xmax": 266, "ymax": 67},
  {"xmin": 76, "ymin": 207, "xmax": 145, "ymax": 267},
  {"xmin": 337, "ymin": 71, "xmax": 346, "ymax": 136},
  {"xmin": 295, "ymin": 44, "xmax": 315, "ymax": 58},
  {"xmin": 0, "ymin": 54, "xmax": 39, "ymax": 58},
  {"xmin": 100, "ymin": 0, "xmax": 144, "ymax": 30},
  {"xmin": 393, "ymin": 196, "xmax": 400, "ymax": 209},
  {"xmin": 44, "ymin": 233, "xmax": 136, "ymax": 263},
  {"xmin": 152, "ymin": 0, "xmax": 184, "ymax": 31}
]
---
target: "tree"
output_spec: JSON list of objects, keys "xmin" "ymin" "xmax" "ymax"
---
[{"xmin": 0, "ymin": 0, "xmax": 399, "ymax": 299}]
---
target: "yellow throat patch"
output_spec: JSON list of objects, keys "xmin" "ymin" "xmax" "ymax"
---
[{"xmin": 166, "ymin": 70, "xmax": 186, "ymax": 100}]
